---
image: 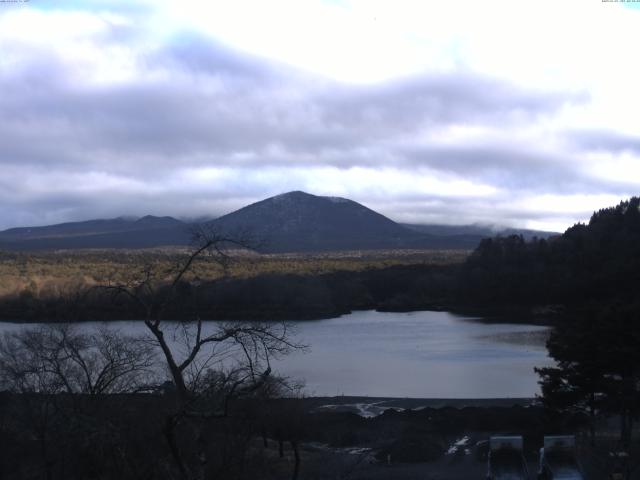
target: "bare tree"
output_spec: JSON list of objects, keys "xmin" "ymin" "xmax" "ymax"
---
[
  {"xmin": 0, "ymin": 324, "xmax": 158, "ymax": 479},
  {"xmin": 100, "ymin": 226, "xmax": 304, "ymax": 479},
  {"xmin": 0, "ymin": 324, "xmax": 156, "ymax": 395}
]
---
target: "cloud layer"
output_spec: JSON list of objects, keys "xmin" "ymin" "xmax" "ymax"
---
[{"xmin": 0, "ymin": 2, "xmax": 639, "ymax": 232}]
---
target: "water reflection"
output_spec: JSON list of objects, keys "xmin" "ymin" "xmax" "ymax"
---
[
  {"xmin": 0, "ymin": 310, "xmax": 553, "ymax": 398},
  {"xmin": 272, "ymin": 310, "xmax": 552, "ymax": 398}
]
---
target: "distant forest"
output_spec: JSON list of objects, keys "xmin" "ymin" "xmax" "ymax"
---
[
  {"xmin": 1, "ymin": 197, "xmax": 640, "ymax": 323},
  {"xmin": 460, "ymin": 196, "xmax": 640, "ymax": 308}
]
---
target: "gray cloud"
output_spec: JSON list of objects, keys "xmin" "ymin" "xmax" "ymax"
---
[
  {"xmin": 0, "ymin": 33, "xmax": 588, "ymax": 169},
  {"xmin": 400, "ymin": 144, "xmax": 607, "ymax": 194},
  {"xmin": 319, "ymin": 76, "xmax": 587, "ymax": 135},
  {"xmin": 567, "ymin": 129, "xmax": 640, "ymax": 155},
  {"xmin": 0, "ymin": 19, "xmax": 633, "ymax": 230}
]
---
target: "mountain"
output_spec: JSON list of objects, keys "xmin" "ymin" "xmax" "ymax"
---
[
  {"xmin": 209, "ymin": 191, "xmax": 414, "ymax": 252},
  {"xmin": 209, "ymin": 191, "xmax": 482, "ymax": 252},
  {"xmin": 0, "ymin": 191, "xmax": 558, "ymax": 252},
  {"xmin": 0, "ymin": 216, "xmax": 191, "ymax": 250}
]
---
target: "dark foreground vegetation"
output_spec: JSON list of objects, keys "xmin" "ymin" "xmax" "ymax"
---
[
  {"xmin": 0, "ymin": 389, "xmax": 548, "ymax": 479},
  {"xmin": 3, "ymin": 387, "xmax": 640, "ymax": 479},
  {"xmin": 0, "ymin": 387, "xmax": 310, "ymax": 479}
]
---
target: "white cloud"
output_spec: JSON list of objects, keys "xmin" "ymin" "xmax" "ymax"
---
[{"xmin": 0, "ymin": 0, "xmax": 639, "ymax": 232}]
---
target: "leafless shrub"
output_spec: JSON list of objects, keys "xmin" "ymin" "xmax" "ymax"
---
[{"xmin": 0, "ymin": 324, "xmax": 157, "ymax": 395}]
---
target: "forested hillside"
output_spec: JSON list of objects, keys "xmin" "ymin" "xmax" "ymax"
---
[{"xmin": 460, "ymin": 197, "xmax": 640, "ymax": 306}]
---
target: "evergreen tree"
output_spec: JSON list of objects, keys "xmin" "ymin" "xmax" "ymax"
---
[{"xmin": 537, "ymin": 305, "xmax": 640, "ymax": 446}]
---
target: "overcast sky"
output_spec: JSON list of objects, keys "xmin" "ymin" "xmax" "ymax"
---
[{"xmin": 1, "ymin": 0, "xmax": 639, "ymax": 232}]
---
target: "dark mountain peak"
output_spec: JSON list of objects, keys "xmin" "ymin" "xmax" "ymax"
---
[
  {"xmin": 263, "ymin": 190, "xmax": 314, "ymax": 206},
  {"xmin": 257, "ymin": 190, "xmax": 366, "ymax": 211},
  {"xmin": 134, "ymin": 215, "xmax": 184, "ymax": 228},
  {"xmin": 211, "ymin": 191, "xmax": 418, "ymax": 252},
  {"xmin": 218, "ymin": 191, "xmax": 388, "ymax": 225},
  {"xmin": 272, "ymin": 190, "xmax": 311, "ymax": 199},
  {"xmin": 265, "ymin": 190, "xmax": 352, "ymax": 206}
]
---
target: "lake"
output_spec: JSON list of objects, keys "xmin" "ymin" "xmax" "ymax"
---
[{"xmin": 0, "ymin": 310, "xmax": 552, "ymax": 398}]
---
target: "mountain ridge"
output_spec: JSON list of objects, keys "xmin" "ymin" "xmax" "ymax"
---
[
  {"xmin": 208, "ymin": 191, "xmax": 418, "ymax": 252},
  {"xmin": 0, "ymin": 191, "xmax": 558, "ymax": 252}
]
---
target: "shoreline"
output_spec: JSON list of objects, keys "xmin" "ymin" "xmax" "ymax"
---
[
  {"xmin": 0, "ymin": 305, "xmax": 560, "ymax": 325},
  {"xmin": 301, "ymin": 396, "xmax": 538, "ymax": 416}
]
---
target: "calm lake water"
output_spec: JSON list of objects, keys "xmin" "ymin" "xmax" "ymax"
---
[{"xmin": 0, "ymin": 310, "xmax": 552, "ymax": 398}]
